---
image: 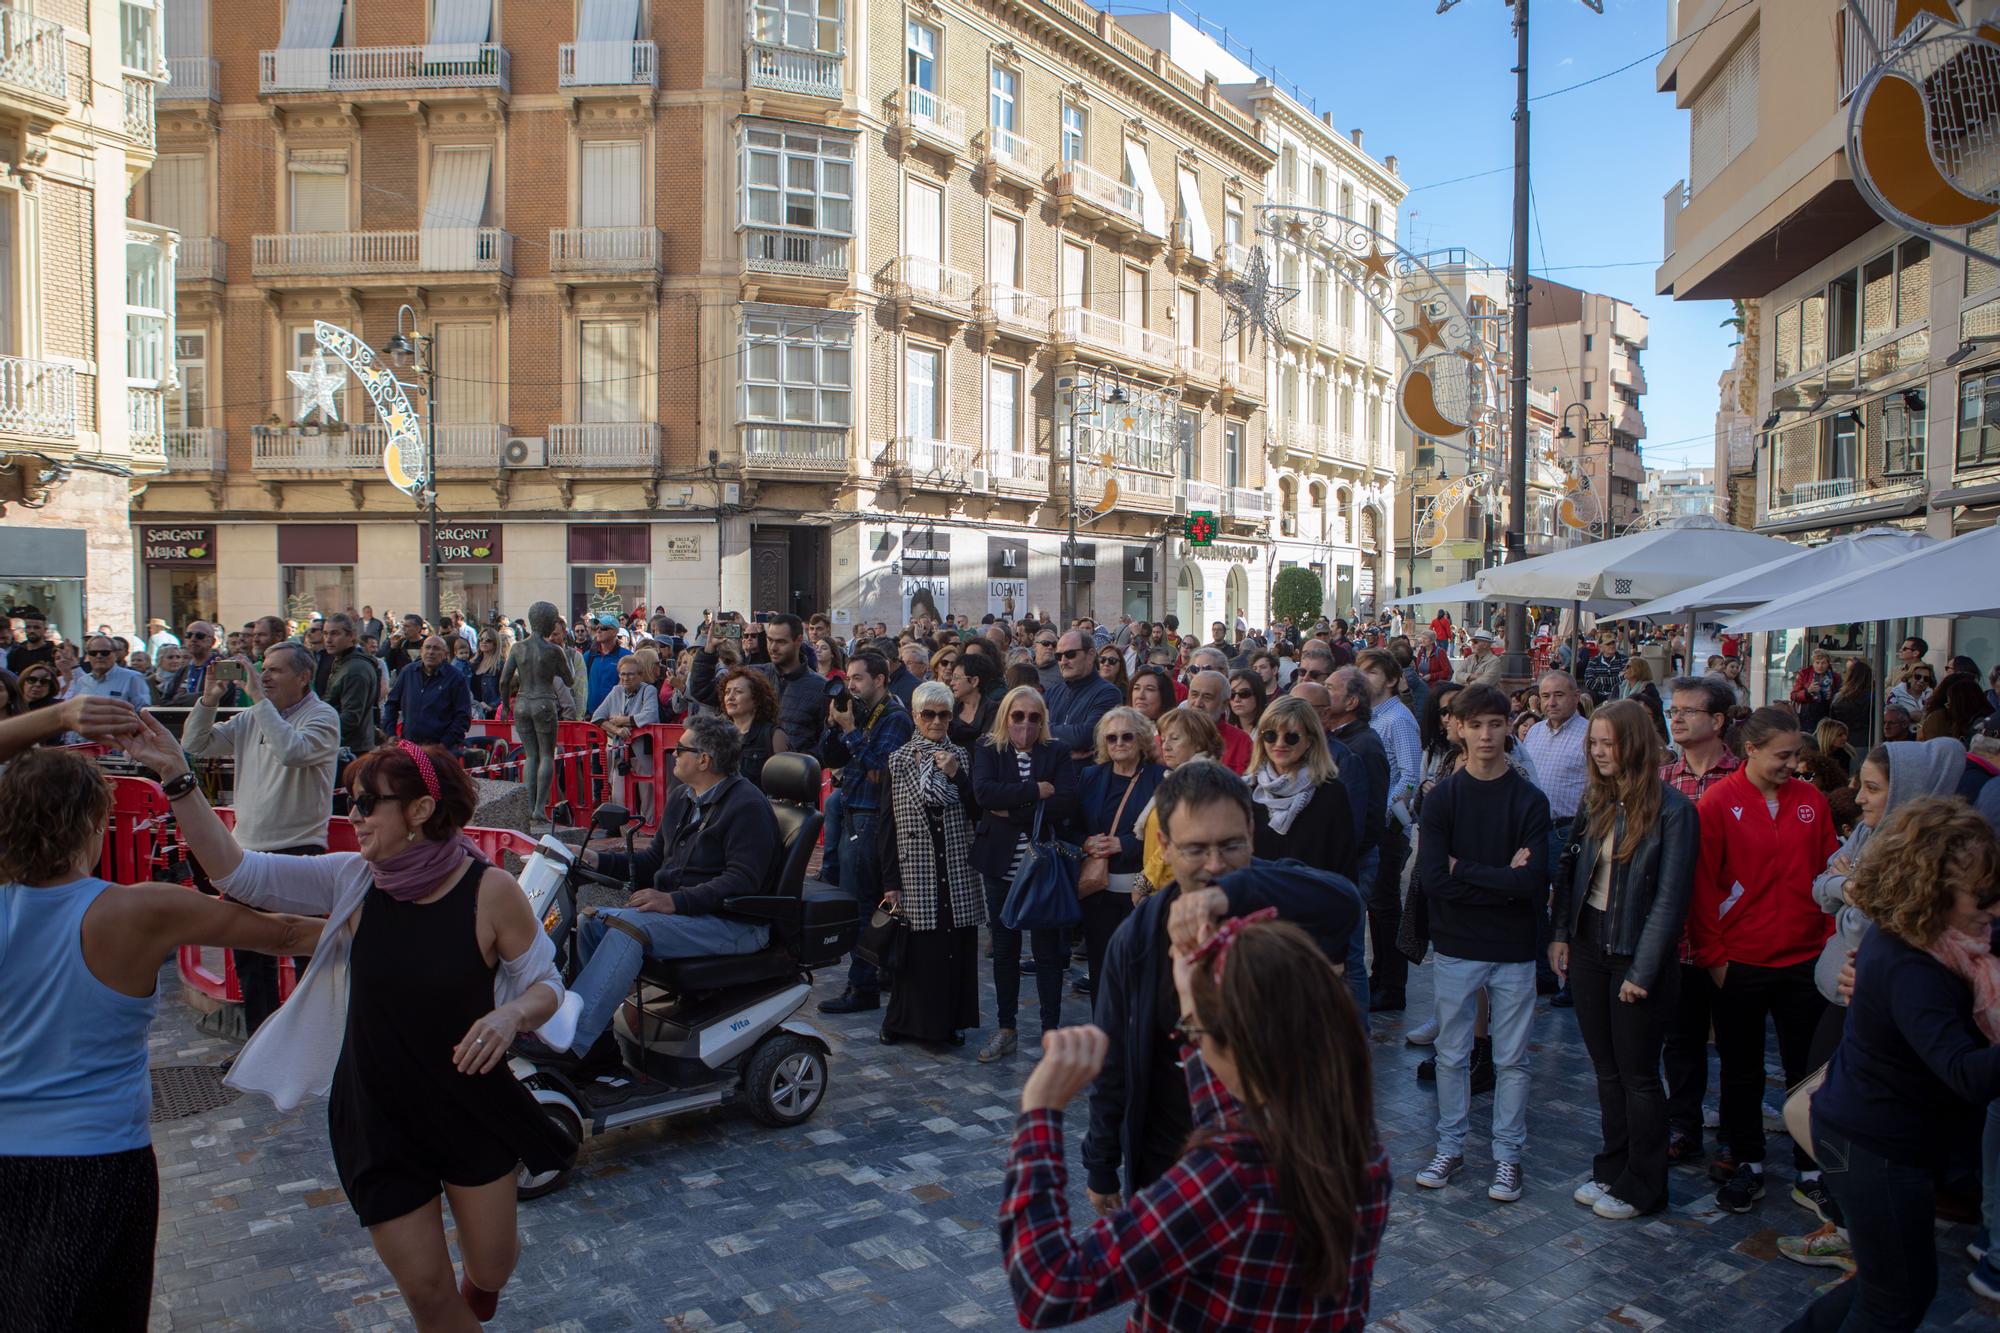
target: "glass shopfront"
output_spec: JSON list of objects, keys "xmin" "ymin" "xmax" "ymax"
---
[
  {"xmin": 427, "ymin": 523, "xmax": 503, "ymax": 624},
  {"xmin": 140, "ymin": 525, "xmax": 217, "ymax": 630},
  {"xmin": 278, "ymin": 524, "xmax": 358, "ymax": 624},
  {"xmin": 0, "ymin": 526, "xmax": 87, "ymax": 640},
  {"xmin": 567, "ymin": 524, "xmax": 650, "ymax": 623}
]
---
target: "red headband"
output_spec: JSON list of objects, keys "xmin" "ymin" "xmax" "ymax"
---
[
  {"xmin": 1188, "ymin": 906, "xmax": 1277, "ymax": 981},
  {"xmin": 398, "ymin": 740, "xmax": 442, "ymax": 802}
]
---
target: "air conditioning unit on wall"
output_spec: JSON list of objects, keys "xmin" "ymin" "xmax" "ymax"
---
[
  {"xmin": 966, "ymin": 467, "xmax": 990, "ymax": 492},
  {"xmin": 502, "ymin": 436, "xmax": 546, "ymax": 468}
]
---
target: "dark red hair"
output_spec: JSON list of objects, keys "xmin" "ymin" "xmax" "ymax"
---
[{"xmin": 344, "ymin": 741, "xmax": 476, "ymax": 839}]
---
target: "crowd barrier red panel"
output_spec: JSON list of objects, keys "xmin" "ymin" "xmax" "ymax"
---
[
  {"xmin": 552, "ymin": 721, "xmax": 609, "ymax": 826},
  {"xmin": 469, "ymin": 718, "xmax": 514, "ymax": 743},
  {"xmin": 102, "ymin": 776, "xmax": 174, "ymax": 885},
  {"xmin": 614, "ymin": 722, "xmax": 682, "ymax": 835}
]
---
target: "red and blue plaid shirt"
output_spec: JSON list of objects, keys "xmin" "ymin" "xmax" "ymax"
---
[
  {"xmin": 1662, "ymin": 749, "xmax": 1741, "ymax": 964},
  {"xmin": 1001, "ymin": 1050, "xmax": 1392, "ymax": 1331}
]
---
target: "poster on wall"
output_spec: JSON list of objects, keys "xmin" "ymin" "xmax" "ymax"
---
[
  {"xmin": 988, "ymin": 536, "xmax": 1028, "ymax": 620},
  {"xmin": 901, "ymin": 529, "xmax": 950, "ymax": 625}
]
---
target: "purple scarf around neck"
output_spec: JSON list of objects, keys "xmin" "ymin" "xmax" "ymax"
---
[{"xmin": 372, "ymin": 833, "xmax": 482, "ymax": 902}]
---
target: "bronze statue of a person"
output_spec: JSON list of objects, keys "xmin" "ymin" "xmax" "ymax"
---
[{"xmin": 499, "ymin": 601, "xmax": 573, "ymax": 829}]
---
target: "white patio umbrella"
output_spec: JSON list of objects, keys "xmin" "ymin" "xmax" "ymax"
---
[
  {"xmin": 1474, "ymin": 515, "xmax": 1799, "ymax": 606},
  {"xmin": 1609, "ymin": 528, "xmax": 1937, "ymax": 622},
  {"xmin": 1385, "ymin": 578, "xmax": 1628, "ymax": 614},
  {"xmin": 1726, "ymin": 523, "xmax": 2000, "ymax": 632}
]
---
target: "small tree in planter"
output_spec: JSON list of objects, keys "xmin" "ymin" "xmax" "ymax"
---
[{"xmin": 1272, "ymin": 565, "xmax": 1325, "ymax": 630}]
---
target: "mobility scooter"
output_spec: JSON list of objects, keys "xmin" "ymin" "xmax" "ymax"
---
[{"xmin": 507, "ymin": 753, "xmax": 860, "ymax": 1198}]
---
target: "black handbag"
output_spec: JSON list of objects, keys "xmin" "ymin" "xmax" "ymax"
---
[{"xmin": 856, "ymin": 898, "xmax": 909, "ymax": 975}]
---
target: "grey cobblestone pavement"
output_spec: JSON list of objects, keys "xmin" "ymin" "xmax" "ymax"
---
[{"xmin": 147, "ymin": 954, "xmax": 1995, "ymax": 1331}]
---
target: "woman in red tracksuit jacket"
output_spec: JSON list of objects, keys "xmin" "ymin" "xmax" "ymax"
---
[{"xmin": 1690, "ymin": 707, "xmax": 1838, "ymax": 1215}]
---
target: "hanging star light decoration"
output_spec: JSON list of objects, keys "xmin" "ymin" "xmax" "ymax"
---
[
  {"xmin": 1211, "ymin": 245, "xmax": 1298, "ymax": 347},
  {"xmin": 1402, "ymin": 303, "xmax": 1450, "ymax": 357},
  {"xmin": 287, "ymin": 350, "xmax": 344, "ymax": 425}
]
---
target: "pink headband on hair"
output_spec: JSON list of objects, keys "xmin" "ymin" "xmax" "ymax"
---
[
  {"xmin": 1188, "ymin": 906, "xmax": 1277, "ymax": 981},
  {"xmin": 398, "ymin": 740, "xmax": 442, "ymax": 802}
]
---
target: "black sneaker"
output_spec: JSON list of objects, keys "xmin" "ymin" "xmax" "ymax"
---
[
  {"xmin": 1549, "ymin": 987, "xmax": 1574, "ymax": 1009},
  {"xmin": 1469, "ymin": 1052, "xmax": 1496, "ymax": 1096},
  {"xmin": 1416, "ymin": 1056, "xmax": 1436, "ymax": 1082},
  {"xmin": 1667, "ymin": 1129, "xmax": 1706, "ymax": 1166},
  {"xmin": 1716, "ymin": 1163, "xmax": 1765, "ymax": 1214},
  {"xmin": 1368, "ymin": 988, "xmax": 1406, "ymax": 1013},
  {"xmin": 1792, "ymin": 1176, "xmax": 1838, "ymax": 1225},
  {"xmin": 818, "ymin": 988, "xmax": 881, "ymax": 1014}
]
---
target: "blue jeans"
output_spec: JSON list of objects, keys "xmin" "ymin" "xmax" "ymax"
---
[
  {"xmin": 837, "ymin": 808, "xmax": 883, "ymax": 994},
  {"xmin": 1342, "ymin": 859, "xmax": 1373, "ymax": 1013},
  {"xmin": 1540, "ymin": 819, "xmax": 1572, "ymax": 987},
  {"xmin": 819, "ymin": 789, "xmax": 844, "ymax": 887},
  {"xmin": 985, "ymin": 873, "xmax": 1065, "ymax": 1036},
  {"xmin": 566, "ymin": 907, "xmax": 769, "ymax": 1056},
  {"xmin": 1434, "ymin": 953, "xmax": 1536, "ymax": 1163},
  {"xmin": 1782, "ymin": 1120, "xmax": 1942, "ymax": 1332},
  {"xmin": 1985, "ymin": 1102, "xmax": 2000, "ymax": 1242}
]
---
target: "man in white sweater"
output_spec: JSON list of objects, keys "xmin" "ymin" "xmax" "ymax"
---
[{"xmin": 183, "ymin": 640, "xmax": 341, "ymax": 1034}]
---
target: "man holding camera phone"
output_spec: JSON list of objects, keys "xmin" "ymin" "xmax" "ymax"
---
[
  {"xmin": 817, "ymin": 651, "xmax": 912, "ymax": 1014},
  {"xmin": 689, "ymin": 613, "xmax": 827, "ymax": 766}
]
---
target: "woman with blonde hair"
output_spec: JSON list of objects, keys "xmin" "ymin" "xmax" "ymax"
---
[
  {"xmin": 1075, "ymin": 706, "xmax": 1163, "ymax": 999},
  {"xmin": 971, "ymin": 686, "xmax": 1080, "ymax": 1062},
  {"xmin": 1135, "ymin": 706, "xmax": 1227, "ymax": 896},
  {"xmin": 1247, "ymin": 694, "xmax": 1356, "ymax": 880},
  {"xmin": 1550, "ymin": 699, "xmax": 1697, "ymax": 1220},
  {"xmin": 1786, "ymin": 799, "xmax": 2000, "ymax": 1330}
]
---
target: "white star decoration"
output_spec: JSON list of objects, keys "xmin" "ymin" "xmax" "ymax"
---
[{"xmin": 288, "ymin": 351, "xmax": 344, "ymax": 425}]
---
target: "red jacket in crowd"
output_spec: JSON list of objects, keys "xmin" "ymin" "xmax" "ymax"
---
[{"xmin": 1690, "ymin": 769, "xmax": 1838, "ymax": 971}]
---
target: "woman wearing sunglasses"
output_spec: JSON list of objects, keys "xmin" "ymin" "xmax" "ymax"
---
[
  {"xmin": 1094, "ymin": 647, "xmax": 1129, "ymax": 698},
  {"xmin": 878, "ymin": 681, "xmax": 984, "ymax": 1050},
  {"xmin": 1248, "ymin": 695, "xmax": 1358, "ymax": 881},
  {"xmin": 972, "ymin": 685, "xmax": 1081, "ymax": 1063},
  {"xmin": 1227, "ymin": 669, "xmax": 1268, "ymax": 737},
  {"xmin": 117, "ymin": 715, "xmax": 578, "ymax": 1329},
  {"xmin": 1076, "ymin": 707, "xmax": 1165, "ymax": 999},
  {"xmin": 16, "ymin": 665, "xmax": 64, "ymax": 739}
]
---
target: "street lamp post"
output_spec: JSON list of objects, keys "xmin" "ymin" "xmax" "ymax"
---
[
  {"xmin": 383, "ymin": 306, "xmax": 439, "ymax": 626},
  {"xmin": 1555, "ymin": 402, "xmax": 1613, "ymax": 541},
  {"xmin": 1063, "ymin": 372, "xmax": 1126, "ymax": 626}
]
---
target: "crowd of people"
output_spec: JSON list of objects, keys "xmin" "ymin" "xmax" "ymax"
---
[{"xmin": 7, "ymin": 591, "xmax": 2000, "ymax": 1331}]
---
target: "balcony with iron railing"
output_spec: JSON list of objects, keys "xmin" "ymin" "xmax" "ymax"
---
[
  {"xmin": 430, "ymin": 423, "xmax": 510, "ymax": 470},
  {"xmin": 885, "ymin": 255, "xmax": 977, "ymax": 319},
  {"xmin": 128, "ymin": 386, "xmax": 166, "ymax": 462},
  {"xmin": 252, "ymin": 229, "xmax": 514, "ymax": 280},
  {"xmin": 252, "ymin": 424, "xmax": 386, "ymax": 470},
  {"xmin": 1054, "ymin": 306, "xmax": 1175, "ymax": 370},
  {"xmin": 989, "ymin": 447, "xmax": 1049, "ymax": 498},
  {"xmin": 558, "ymin": 40, "xmax": 657, "ymax": 89},
  {"xmin": 1049, "ymin": 159, "xmax": 1142, "ymax": 233},
  {"xmin": 259, "ymin": 44, "xmax": 510, "ymax": 96},
  {"xmin": 0, "ymin": 5, "xmax": 67, "ymax": 111},
  {"xmin": 163, "ymin": 55, "xmax": 218, "ymax": 102},
  {"xmin": 1219, "ymin": 242, "xmax": 1252, "ymax": 275},
  {"xmin": 548, "ymin": 422, "xmax": 659, "ymax": 469},
  {"xmin": 1227, "ymin": 486, "xmax": 1270, "ymax": 522},
  {"xmin": 742, "ymin": 12, "xmax": 842, "ymax": 101},
  {"xmin": 741, "ymin": 226, "xmax": 850, "ymax": 281},
  {"xmin": 1175, "ymin": 343, "xmax": 1222, "ymax": 384},
  {"xmin": 549, "ymin": 226, "xmax": 662, "ymax": 276},
  {"xmin": 1765, "ymin": 415, "xmax": 1926, "ymax": 521},
  {"xmin": 741, "ymin": 423, "xmax": 850, "ymax": 474},
  {"xmin": 976, "ymin": 125, "xmax": 1040, "ymax": 188},
  {"xmin": 876, "ymin": 436, "xmax": 981, "ymax": 491},
  {"xmin": 977, "ymin": 283, "xmax": 1052, "ymax": 340},
  {"xmin": 0, "ymin": 355, "xmax": 76, "ymax": 439},
  {"xmin": 1183, "ymin": 480, "xmax": 1224, "ymax": 513},
  {"xmin": 164, "ymin": 426, "xmax": 224, "ymax": 473},
  {"xmin": 176, "ymin": 236, "xmax": 225, "ymax": 284},
  {"xmin": 895, "ymin": 85, "xmax": 967, "ymax": 157},
  {"xmin": 121, "ymin": 75, "xmax": 158, "ymax": 149},
  {"xmin": 1053, "ymin": 458, "xmax": 1175, "ymax": 512}
]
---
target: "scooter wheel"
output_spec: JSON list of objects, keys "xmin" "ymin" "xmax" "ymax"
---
[
  {"xmin": 517, "ymin": 1099, "xmax": 583, "ymax": 1200},
  {"xmin": 743, "ymin": 1034, "xmax": 828, "ymax": 1127}
]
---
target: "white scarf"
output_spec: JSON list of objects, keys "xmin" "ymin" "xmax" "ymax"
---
[{"xmin": 1252, "ymin": 763, "xmax": 1317, "ymax": 836}]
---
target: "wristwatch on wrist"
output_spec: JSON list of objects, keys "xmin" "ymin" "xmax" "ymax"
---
[{"xmin": 160, "ymin": 770, "xmax": 199, "ymax": 800}]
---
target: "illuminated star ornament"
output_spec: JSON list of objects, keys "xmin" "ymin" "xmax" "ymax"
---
[
  {"xmin": 287, "ymin": 351, "xmax": 344, "ymax": 424},
  {"xmin": 1211, "ymin": 246, "xmax": 1298, "ymax": 347}
]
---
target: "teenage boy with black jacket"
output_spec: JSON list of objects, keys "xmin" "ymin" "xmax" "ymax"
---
[{"xmin": 1413, "ymin": 683, "xmax": 1552, "ymax": 1205}]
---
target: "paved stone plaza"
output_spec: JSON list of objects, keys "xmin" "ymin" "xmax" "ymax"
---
[{"xmin": 146, "ymin": 957, "xmax": 1994, "ymax": 1332}]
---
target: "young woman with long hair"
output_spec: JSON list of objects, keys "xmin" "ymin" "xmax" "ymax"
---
[
  {"xmin": 1002, "ymin": 915, "xmax": 1390, "ymax": 1329},
  {"xmin": 1550, "ymin": 699, "xmax": 1697, "ymax": 1219},
  {"xmin": 1226, "ymin": 668, "xmax": 1267, "ymax": 736},
  {"xmin": 1246, "ymin": 694, "xmax": 1356, "ymax": 880},
  {"xmin": 1095, "ymin": 645, "xmax": 1131, "ymax": 698}
]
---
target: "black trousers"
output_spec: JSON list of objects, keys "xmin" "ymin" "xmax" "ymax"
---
[
  {"xmin": 1712, "ymin": 958, "xmax": 1826, "ymax": 1170},
  {"xmin": 228, "ymin": 843, "xmax": 324, "ymax": 1035},
  {"xmin": 1781, "ymin": 1121, "xmax": 1951, "ymax": 1333},
  {"xmin": 1663, "ymin": 961, "xmax": 1716, "ymax": 1141},
  {"xmin": 1079, "ymin": 886, "xmax": 1132, "ymax": 992},
  {"xmin": 1367, "ymin": 823, "xmax": 1411, "ymax": 995},
  {"xmin": 1568, "ymin": 907, "xmax": 1677, "ymax": 1213}
]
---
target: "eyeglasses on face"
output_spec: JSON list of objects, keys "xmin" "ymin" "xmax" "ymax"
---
[
  {"xmin": 1057, "ymin": 647, "xmax": 1087, "ymax": 660},
  {"xmin": 917, "ymin": 708, "xmax": 952, "ymax": 721},
  {"xmin": 1098, "ymin": 656, "xmax": 1120, "ymax": 666},
  {"xmin": 1230, "ymin": 688, "xmax": 1255, "ymax": 700},
  {"xmin": 1103, "ymin": 731, "xmax": 1138, "ymax": 744},
  {"xmin": 1009, "ymin": 710, "xmax": 1044, "ymax": 723},
  {"xmin": 674, "ymin": 744, "xmax": 707, "ymax": 759},
  {"xmin": 349, "ymin": 792, "xmax": 404, "ymax": 817},
  {"xmin": 1260, "ymin": 729, "xmax": 1303, "ymax": 747},
  {"xmin": 22, "ymin": 674, "xmax": 53, "ymax": 687},
  {"xmin": 1035, "ymin": 638, "xmax": 1057, "ymax": 648},
  {"xmin": 85, "ymin": 649, "xmax": 113, "ymax": 657}
]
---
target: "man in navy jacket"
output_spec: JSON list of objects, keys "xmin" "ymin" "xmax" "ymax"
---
[
  {"xmin": 1044, "ymin": 629, "xmax": 1121, "ymax": 762},
  {"xmin": 1082, "ymin": 760, "xmax": 1362, "ymax": 1212},
  {"xmin": 382, "ymin": 634, "xmax": 472, "ymax": 753}
]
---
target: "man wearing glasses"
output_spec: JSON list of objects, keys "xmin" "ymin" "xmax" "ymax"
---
[
  {"xmin": 1045, "ymin": 630, "xmax": 1121, "ymax": 764},
  {"xmin": 159, "ymin": 621, "xmax": 239, "ymax": 707},
  {"xmin": 69, "ymin": 635, "xmax": 155, "ymax": 708},
  {"xmin": 1032, "ymin": 629, "xmax": 1062, "ymax": 695}
]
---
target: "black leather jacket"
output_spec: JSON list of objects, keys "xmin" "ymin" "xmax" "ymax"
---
[{"xmin": 1551, "ymin": 786, "xmax": 1697, "ymax": 991}]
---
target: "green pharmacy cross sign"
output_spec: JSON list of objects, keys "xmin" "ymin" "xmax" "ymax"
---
[{"xmin": 1184, "ymin": 511, "xmax": 1218, "ymax": 547}]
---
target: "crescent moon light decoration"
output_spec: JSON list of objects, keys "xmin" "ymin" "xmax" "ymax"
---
[{"xmin": 309, "ymin": 320, "xmax": 428, "ymax": 497}]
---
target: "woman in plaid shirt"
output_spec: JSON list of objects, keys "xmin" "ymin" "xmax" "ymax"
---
[{"xmin": 1000, "ymin": 908, "xmax": 1391, "ymax": 1330}]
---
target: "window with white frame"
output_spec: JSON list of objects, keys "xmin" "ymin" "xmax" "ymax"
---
[
  {"xmin": 1367, "ymin": 201, "xmax": 1381, "ymax": 235},
  {"xmin": 121, "ymin": 0, "xmax": 159, "ymax": 75},
  {"xmin": 740, "ymin": 309, "xmax": 852, "ymax": 428},
  {"xmin": 1061, "ymin": 102, "xmax": 1085, "ymax": 164},
  {"xmin": 1689, "ymin": 29, "xmax": 1758, "ymax": 193},
  {"xmin": 579, "ymin": 319, "xmax": 646, "ymax": 423},
  {"xmin": 1280, "ymin": 365, "xmax": 1298, "ymax": 422},
  {"xmin": 1223, "ymin": 195, "xmax": 1242, "ymax": 247},
  {"xmin": 1339, "ymin": 181, "xmax": 1354, "ymax": 220},
  {"xmin": 750, "ymin": 0, "xmax": 841, "ymax": 54},
  {"xmin": 1224, "ymin": 422, "xmax": 1243, "ymax": 488},
  {"xmin": 580, "ymin": 140, "xmax": 644, "ymax": 228},
  {"xmin": 1339, "ymin": 384, "xmax": 1354, "ymax": 438},
  {"xmin": 288, "ymin": 149, "xmax": 349, "ymax": 232},
  {"xmin": 1368, "ymin": 392, "xmax": 1381, "ymax": 444},
  {"xmin": 988, "ymin": 362, "xmax": 1021, "ymax": 457},
  {"xmin": 1309, "ymin": 165, "xmax": 1326, "ymax": 210},
  {"xmin": 989, "ymin": 211, "xmax": 1022, "ymax": 289},
  {"xmin": 905, "ymin": 20, "xmax": 937, "ymax": 93},
  {"xmin": 126, "ymin": 235, "xmax": 171, "ymax": 387},
  {"xmin": 1061, "ymin": 241, "xmax": 1088, "ymax": 306},
  {"xmin": 1279, "ymin": 144, "xmax": 1297, "ymax": 197},
  {"xmin": 990, "ymin": 64, "xmax": 1017, "ymax": 132},
  {"xmin": 170, "ymin": 331, "xmax": 207, "ymax": 428},
  {"xmin": 904, "ymin": 343, "xmax": 940, "ymax": 442},
  {"xmin": 1311, "ymin": 377, "xmax": 1326, "ymax": 433},
  {"xmin": 436, "ymin": 320, "xmax": 496, "ymax": 425},
  {"xmin": 741, "ymin": 125, "xmax": 853, "ymax": 235},
  {"xmin": 1122, "ymin": 262, "xmax": 1147, "ymax": 328},
  {"xmin": 291, "ymin": 326, "xmax": 346, "ymax": 419},
  {"xmin": 1176, "ymin": 286, "xmax": 1198, "ymax": 346}
]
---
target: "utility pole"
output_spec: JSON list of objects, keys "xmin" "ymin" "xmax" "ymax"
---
[{"xmin": 1504, "ymin": 0, "xmax": 1533, "ymax": 678}]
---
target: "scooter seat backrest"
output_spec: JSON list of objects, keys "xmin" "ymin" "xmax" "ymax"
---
[
  {"xmin": 760, "ymin": 752, "xmax": 821, "ymax": 808},
  {"xmin": 762, "ymin": 753, "xmax": 824, "ymax": 900}
]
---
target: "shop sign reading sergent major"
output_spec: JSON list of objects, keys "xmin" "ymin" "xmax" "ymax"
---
[
  {"xmin": 141, "ymin": 526, "xmax": 214, "ymax": 564},
  {"xmin": 425, "ymin": 524, "xmax": 503, "ymax": 564}
]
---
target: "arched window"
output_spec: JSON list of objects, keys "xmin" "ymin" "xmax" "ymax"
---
[
  {"xmin": 1360, "ymin": 507, "xmax": 1381, "ymax": 553},
  {"xmin": 1279, "ymin": 475, "xmax": 1298, "ymax": 538},
  {"xmin": 1309, "ymin": 480, "xmax": 1327, "ymax": 541},
  {"xmin": 1333, "ymin": 487, "xmax": 1352, "ymax": 544}
]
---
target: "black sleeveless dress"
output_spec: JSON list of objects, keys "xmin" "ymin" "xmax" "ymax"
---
[{"xmin": 328, "ymin": 857, "xmax": 572, "ymax": 1227}]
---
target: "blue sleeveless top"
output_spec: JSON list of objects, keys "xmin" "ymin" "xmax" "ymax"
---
[{"xmin": 0, "ymin": 878, "xmax": 157, "ymax": 1155}]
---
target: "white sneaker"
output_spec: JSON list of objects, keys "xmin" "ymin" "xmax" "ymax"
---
[
  {"xmin": 1593, "ymin": 1193, "xmax": 1641, "ymax": 1220},
  {"xmin": 1489, "ymin": 1161, "xmax": 1524, "ymax": 1203},
  {"xmin": 1573, "ymin": 1179, "xmax": 1610, "ymax": 1208},
  {"xmin": 1416, "ymin": 1151, "xmax": 1463, "ymax": 1189},
  {"xmin": 1405, "ymin": 1017, "xmax": 1441, "ymax": 1046}
]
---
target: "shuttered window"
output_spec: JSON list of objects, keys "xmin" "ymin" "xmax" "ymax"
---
[
  {"xmin": 580, "ymin": 140, "xmax": 644, "ymax": 228},
  {"xmin": 987, "ymin": 212, "xmax": 1019, "ymax": 287},
  {"xmin": 988, "ymin": 363, "xmax": 1020, "ymax": 455},
  {"xmin": 1689, "ymin": 30, "xmax": 1758, "ymax": 193},
  {"xmin": 904, "ymin": 344, "xmax": 939, "ymax": 441},
  {"xmin": 571, "ymin": 0, "xmax": 640, "ymax": 82},
  {"xmin": 1175, "ymin": 166, "xmax": 1211, "ymax": 257},
  {"xmin": 421, "ymin": 145, "xmax": 492, "ymax": 268},
  {"xmin": 165, "ymin": 0, "xmax": 208, "ymax": 58},
  {"xmin": 436, "ymin": 321, "xmax": 494, "ymax": 425},
  {"xmin": 150, "ymin": 154, "xmax": 207, "ymax": 237},
  {"xmin": 580, "ymin": 320, "xmax": 645, "ymax": 423},
  {"xmin": 288, "ymin": 150, "xmax": 347, "ymax": 232},
  {"xmin": 425, "ymin": 0, "xmax": 490, "ymax": 60}
]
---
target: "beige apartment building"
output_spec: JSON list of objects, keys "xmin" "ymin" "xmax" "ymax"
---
[
  {"xmin": 0, "ymin": 0, "xmax": 168, "ymax": 640},
  {"xmin": 129, "ymin": 0, "xmax": 1273, "ymax": 634},
  {"xmin": 1526, "ymin": 278, "xmax": 1649, "ymax": 533},
  {"xmin": 1655, "ymin": 0, "xmax": 2000, "ymax": 680}
]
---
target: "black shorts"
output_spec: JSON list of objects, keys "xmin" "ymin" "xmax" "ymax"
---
[{"xmin": 0, "ymin": 1147, "xmax": 158, "ymax": 1333}]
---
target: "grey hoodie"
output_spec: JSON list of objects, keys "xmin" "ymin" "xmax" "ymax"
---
[{"xmin": 1812, "ymin": 736, "xmax": 1966, "ymax": 1004}]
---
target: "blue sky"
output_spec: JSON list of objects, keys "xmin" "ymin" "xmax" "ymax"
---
[{"xmin": 1124, "ymin": 0, "xmax": 1735, "ymax": 471}]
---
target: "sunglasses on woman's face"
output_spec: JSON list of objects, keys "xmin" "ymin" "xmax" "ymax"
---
[
  {"xmin": 1009, "ymin": 710, "xmax": 1044, "ymax": 723},
  {"xmin": 1230, "ymin": 688, "xmax": 1255, "ymax": 700},
  {"xmin": 1260, "ymin": 729, "xmax": 1303, "ymax": 747},
  {"xmin": 1098, "ymin": 656, "xmax": 1119, "ymax": 667},
  {"xmin": 349, "ymin": 792, "xmax": 404, "ymax": 817},
  {"xmin": 917, "ymin": 708, "xmax": 951, "ymax": 721},
  {"xmin": 22, "ymin": 675, "xmax": 52, "ymax": 688},
  {"xmin": 1104, "ymin": 732, "xmax": 1137, "ymax": 744}
]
